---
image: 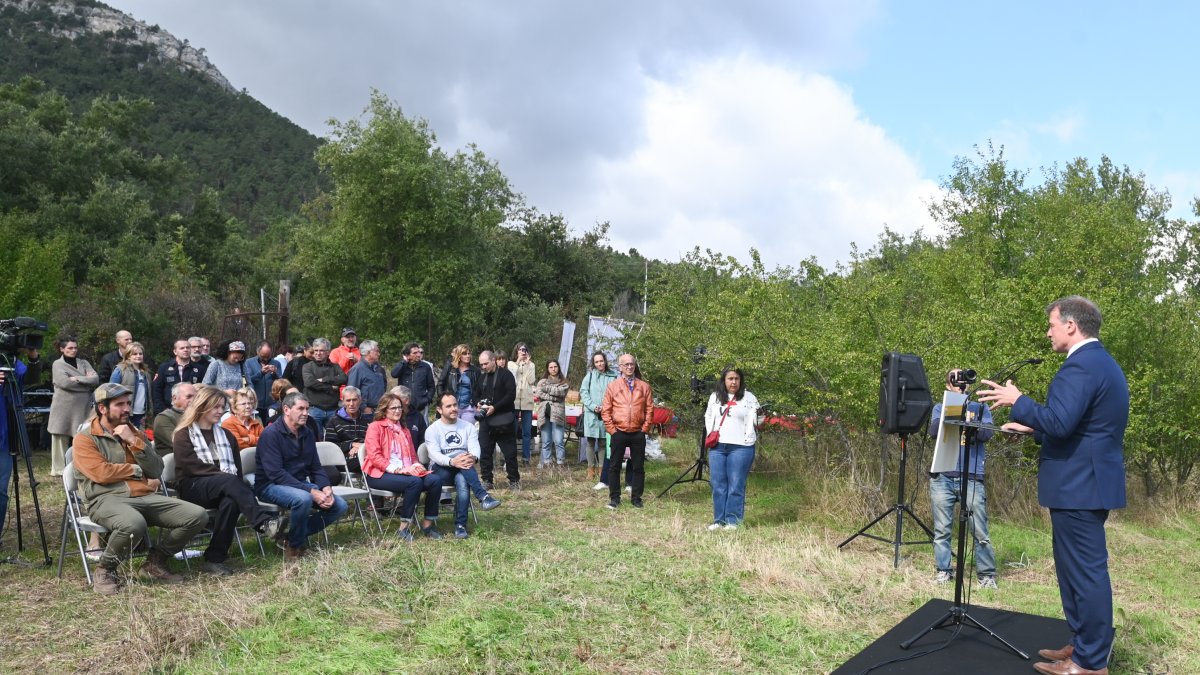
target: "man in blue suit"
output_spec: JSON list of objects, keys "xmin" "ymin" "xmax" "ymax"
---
[{"xmin": 978, "ymin": 296, "xmax": 1125, "ymax": 675}]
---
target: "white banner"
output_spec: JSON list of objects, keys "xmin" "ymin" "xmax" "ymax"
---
[
  {"xmin": 558, "ymin": 320, "xmax": 576, "ymax": 376},
  {"xmin": 585, "ymin": 315, "xmax": 642, "ymax": 366}
]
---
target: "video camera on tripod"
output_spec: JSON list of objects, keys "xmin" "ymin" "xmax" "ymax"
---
[{"xmin": 0, "ymin": 316, "xmax": 48, "ymax": 358}]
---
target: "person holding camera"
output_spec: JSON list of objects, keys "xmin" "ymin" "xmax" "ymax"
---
[
  {"xmin": 703, "ymin": 368, "xmax": 762, "ymax": 530},
  {"xmin": 928, "ymin": 367, "xmax": 998, "ymax": 589},
  {"xmin": 476, "ymin": 350, "xmax": 520, "ymax": 490}
]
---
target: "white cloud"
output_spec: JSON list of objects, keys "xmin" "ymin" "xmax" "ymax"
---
[
  {"xmin": 571, "ymin": 55, "xmax": 939, "ymax": 269},
  {"xmin": 1034, "ymin": 112, "xmax": 1084, "ymax": 143}
]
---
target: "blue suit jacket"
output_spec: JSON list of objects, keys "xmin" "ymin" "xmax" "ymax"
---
[{"xmin": 1011, "ymin": 341, "xmax": 1128, "ymax": 510}]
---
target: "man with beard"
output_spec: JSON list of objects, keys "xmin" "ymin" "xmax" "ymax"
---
[{"xmin": 72, "ymin": 383, "xmax": 208, "ymax": 594}]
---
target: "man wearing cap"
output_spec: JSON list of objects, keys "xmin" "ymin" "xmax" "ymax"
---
[
  {"xmin": 302, "ymin": 338, "xmax": 347, "ymax": 434},
  {"xmin": 72, "ymin": 383, "xmax": 209, "ymax": 594},
  {"xmin": 153, "ymin": 339, "xmax": 204, "ymax": 413},
  {"xmin": 390, "ymin": 342, "xmax": 435, "ymax": 444},
  {"xmin": 330, "ymin": 328, "xmax": 361, "ymax": 375},
  {"xmin": 152, "ymin": 382, "xmax": 197, "ymax": 457}
]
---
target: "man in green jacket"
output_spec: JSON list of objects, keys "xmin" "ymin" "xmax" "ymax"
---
[{"xmin": 72, "ymin": 383, "xmax": 208, "ymax": 595}]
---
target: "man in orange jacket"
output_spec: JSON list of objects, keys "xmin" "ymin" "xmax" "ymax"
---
[{"xmin": 601, "ymin": 353, "xmax": 654, "ymax": 509}]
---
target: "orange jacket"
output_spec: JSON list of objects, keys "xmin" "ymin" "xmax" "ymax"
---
[
  {"xmin": 72, "ymin": 418, "xmax": 158, "ymax": 499},
  {"xmin": 601, "ymin": 377, "xmax": 654, "ymax": 434},
  {"xmin": 221, "ymin": 415, "xmax": 263, "ymax": 450}
]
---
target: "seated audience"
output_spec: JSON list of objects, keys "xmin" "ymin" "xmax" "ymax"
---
[
  {"xmin": 153, "ymin": 382, "xmax": 197, "ymax": 457},
  {"xmin": 173, "ymin": 385, "xmax": 282, "ymax": 575},
  {"xmin": 324, "ymin": 386, "xmax": 372, "ymax": 473}
]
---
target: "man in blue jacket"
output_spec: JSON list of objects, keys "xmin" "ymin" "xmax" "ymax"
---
[
  {"xmin": 979, "ymin": 296, "xmax": 1126, "ymax": 675},
  {"xmin": 255, "ymin": 392, "xmax": 348, "ymax": 560}
]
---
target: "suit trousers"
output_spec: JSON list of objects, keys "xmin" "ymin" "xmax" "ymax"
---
[
  {"xmin": 1050, "ymin": 508, "xmax": 1114, "ymax": 671},
  {"xmin": 478, "ymin": 421, "xmax": 519, "ymax": 485}
]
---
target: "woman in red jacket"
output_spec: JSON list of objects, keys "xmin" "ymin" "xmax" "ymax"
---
[{"xmin": 361, "ymin": 390, "xmax": 443, "ymax": 541}]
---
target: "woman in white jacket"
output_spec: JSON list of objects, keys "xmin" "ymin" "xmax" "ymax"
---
[{"xmin": 703, "ymin": 369, "xmax": 762, "ymax": 530}]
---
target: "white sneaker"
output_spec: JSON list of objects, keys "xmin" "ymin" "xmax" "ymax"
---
[
  {"xmin": 624, "ymin": 486, "xmax": 632, "ymax": 494},
  {"xmin": 592, "ymin": 482, "xmax": 607, "ymax": 491},
  {"xmin": 707, "ymin": 522, "xmax": 723, "ymax": 531},
  {"xmin": 934, "ymin": 571, "xmax": 953, "ymax": 584},
  {"xmin": 722, "ymin": 523, "xmax": 738, "ymax": 531}
]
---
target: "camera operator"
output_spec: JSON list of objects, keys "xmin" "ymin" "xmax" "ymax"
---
[
  {"xmin": 0, "ymin": 361, "xmax": 28, "ymax": 542},
  {"xmin": 927, "ymin": 368, "xmax": 998, "ymax": 589}
]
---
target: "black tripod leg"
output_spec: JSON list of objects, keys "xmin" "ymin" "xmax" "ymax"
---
[
  {"xmin": 960, "ymin": 612, "xmax": 1030, "ymax": 660},
  {"xmin": 899, "ymin": 503, "xmax": 935, "ymax": 538},
  {"xmin": 899, "ymin": 609, "xmax": 957, "ymax": 649},
  {"xmin": 838, "ymin": 505, "xmax": 899, "ymax": 549}
]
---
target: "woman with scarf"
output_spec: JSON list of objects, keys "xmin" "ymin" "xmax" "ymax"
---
[
  {"xmin": 361, "ymin": 390, "xmax": 443, "ymax": 541},
  {"xmin": 173, "ymin": 385, "xmax": 281, "ymax": 575},
  {"xmin": 109, "ymin": 341, "xmax": 155, "ymax": 427},
  {"xmin": 534, "ymin": 360, "xmax": 569, "ymax": 468}
]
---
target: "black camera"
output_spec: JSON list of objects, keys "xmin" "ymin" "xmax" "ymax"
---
[
  {"xmin": 949, "ymin": 368, "xmax": 977, "ymax": 388},
  {"xmin": 0, "ymin": 316, "xmax": 47, "ymax": 355}
]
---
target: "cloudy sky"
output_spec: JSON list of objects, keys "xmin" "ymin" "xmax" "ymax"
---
[{"xmin": 109, "ymin": 1, "xmax": 1200, "ymax": 270}]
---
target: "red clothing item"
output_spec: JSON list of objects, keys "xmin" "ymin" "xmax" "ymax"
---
[
  {"xmin": 601, "ymin": 377, "xmax": 654, "ymax": 434},
  {"xmin": 361, "ymin": 419, "xmax": 423, "ymax": 479},
  {"xmin": 220, "ymin": 415, "xmax": 263, "ymax": 450},
  {"xmin": 329, "ymin": 346, "xmax": 361, "ymax": 374}
]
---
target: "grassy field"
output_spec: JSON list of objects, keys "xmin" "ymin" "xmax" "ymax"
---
[{"xmin": 0, "ymin": 435, "xmax": 1194, "ymax": 674}]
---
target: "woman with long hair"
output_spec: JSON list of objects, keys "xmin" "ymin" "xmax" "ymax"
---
[
  {"xmin": 508, "ymin": 342, "xmax": 536, "ymax": 465},
  {"xmin": 221, "ymin": 387, "xmax": 263, "ymax": 449},
  {"xmin": 361, "ymin": 390, "xmax": 443, "ymax": 541},
  {"xmin": 173, "ymin": 385, "xmax": 281, "ymax": 575},
  {"xmin": 47, "ymin": 337, "xmax": 99, "ymax": 476},
  {"xmin": 437, "ymin": 344, "xmax": 480, "ymax": 424},
  {"xmin": 109, "ymin": 341, "xmax": 155, "ymax": 427},
  {"xmin": 703, "ymin": 368, "xmax": 762, "ymax": 531},
  {"xmin": 580, "ymin": 351, "xmax": 618, "ymax": 486},
  {"xmin": 534, "ymin": 360, "xmax": 569, "ymax": 468}
]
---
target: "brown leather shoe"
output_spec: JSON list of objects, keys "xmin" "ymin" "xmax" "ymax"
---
[
  {"xmin": 1032, "ymin": 657, "xmax": 1108, "ymax": 675},
  {"xmin": 138, "ymin": 550, "xmax": 185, "ymax": 584},
  {"xmin": 283, "ymin": 544, "xmax": 303, "ymax": 562},
  {"xmin": 1038, "ymin": 644, "xmax": 1074, "ymax": 662}
]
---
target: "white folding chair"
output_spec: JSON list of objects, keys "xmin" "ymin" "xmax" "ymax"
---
[
  {"xmin": 57, "ymin": 460, "xmax": 111, "ymax": 585},
  {"xmin": 418, "ymin": 443, "xmax": 478, "ymax": 526},
  {"xmin": 240, "ymin": 447, "xmax": 283, "ymax": 553},
  {"xmin": 316, "ymin": 441, "xmax": 375, "ymax": 535},
  {"xmin": 357, "ymin": 443, "xmax": 406, "ymax": 531}
]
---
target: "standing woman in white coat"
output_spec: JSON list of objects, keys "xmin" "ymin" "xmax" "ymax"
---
[
  {"xmin": 47, "ymin": 337, "xmax": 99, "ymax": 476},
  {"xmin": 703, "ymin": 368, "xmax": 762, "ymax": 531}
]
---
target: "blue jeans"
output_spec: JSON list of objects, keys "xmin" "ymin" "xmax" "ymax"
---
[
  {"xmin": 709, "ymin": 443, "xmax": 755, "ymax": 525},
  {"xmin": 0, "ymin": 444, "xmax": 11, "ymax": 537},
  {"xmin": 930, "ymin": 474, "xmax": 996, "ymax": 577},
  {"xmin": 365, "ymin": 472, "xmax": 441, "ymax": 522},
  {"xmin": 308, "ymin": 407, "xmax": 334, "ymax": 436},
  {"xmin": 540, "ymin": 422, "xmax": 566, "ymax": 464},
  {"xmin": 434, "ymin": 465, "xmax": 488, "ymax": 528},
  {"xmin": 514, "ymin": 410, "xmax": 533, "ymax": 461},
  {"xmin": 256, "ymin": 482, "xmax": 348, "ymax": 549}
]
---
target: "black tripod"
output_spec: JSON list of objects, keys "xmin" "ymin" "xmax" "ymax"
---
[
  {"xmin": 1, "ymin": 359, "xmax": 52, "ymax": 567},
  {"xmin": 657, "ymin": 426, "xmax": 708, "ymax": 497},
  {"xmin": 899, "ymin": 418, "xmax": 1027, "ymax": 659},
  {"xmin": 838, "ymin": 433, "xmax": 934, "ymax": 568}
]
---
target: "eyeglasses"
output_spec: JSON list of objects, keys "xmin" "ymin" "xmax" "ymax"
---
[
  {"xmin": 619, "ymin": 362, "xmax": 635, "ymax": 368},
  {"xmin": 386, "ymin": 405, "xmax": 405, "ymax": 412}
]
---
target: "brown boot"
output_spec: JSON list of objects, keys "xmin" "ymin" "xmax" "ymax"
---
[
  {"xmin": 284, "ymin": 544, "xmax": 304, "ymax": 562},
  {"xmin": 138, "ymin": 550, "xmax": 186, "ymax": 584},
  {"xmin": 92, "ymin": 567, "xmax": 124, "ymax": 595}
]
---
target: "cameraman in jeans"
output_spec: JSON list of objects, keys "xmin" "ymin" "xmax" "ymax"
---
[{"xmin": 928, "ymin": 368, "xmax": 998, "ymax": 589}]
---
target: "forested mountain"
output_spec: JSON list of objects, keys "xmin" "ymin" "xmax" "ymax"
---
[{"xmin": 0, "ymin": 0, "xmax": 324, "ymax": 228}]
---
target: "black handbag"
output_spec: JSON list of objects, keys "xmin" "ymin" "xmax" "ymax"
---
[{"xmin": 486, "ymin": 410, "xmax": 515, "ymax": 428}]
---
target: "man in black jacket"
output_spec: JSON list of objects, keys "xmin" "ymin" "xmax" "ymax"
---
[
  {"xmin": 476, "ymin": 350, "xmax": 520, "ymax": 490},
  {"xmin": 98, "ymin": 330, "xmax": 133, "ymax": 383},
  {"xmin": 391, "ymin": 342, "xmax": 435, "ymax": 444},
  {"xmin": 152, "ymin": 339, "xmax": 204, "ymax": 412}
]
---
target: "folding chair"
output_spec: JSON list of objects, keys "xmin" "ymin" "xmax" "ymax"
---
[
  {"xmin": 57, "ymin": 460, "xmax": 110, "ymax": 585},
  {"xmin": 418, "ymin": 443, "xmax": 478, "ymax": 526},
  {"xmin": 239, "ymin": 447, "xmax": 284, "ymax": 551},
  {"xmin": 160, "ymin": 453, "xmax": 249, "ymax": 564},
  {"xmin": 316, "ymin": 441, "xmax": 375, "ymax": 535}
]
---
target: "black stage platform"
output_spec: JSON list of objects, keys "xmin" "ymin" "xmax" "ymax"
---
[{"xmin": 833, "ymin": 598, "xmax": 1072, "ymax": 674}]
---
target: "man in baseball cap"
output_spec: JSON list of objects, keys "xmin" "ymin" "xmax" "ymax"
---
[
  {"xmin": 72, "ymin": 383, "xmax": 208, "ymax": 594},
  {"xmin": 330, "ymin": 328, "xmax": 361, "ymax": 374}
]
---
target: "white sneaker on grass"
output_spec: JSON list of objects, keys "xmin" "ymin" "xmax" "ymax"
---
[
  {"xmin": 707, "ymin": 522, "xmax": 723, "ymax": 532},
  {"xmin": 722, "ymin": 523, "xmax": 738, "ymax": 531}
]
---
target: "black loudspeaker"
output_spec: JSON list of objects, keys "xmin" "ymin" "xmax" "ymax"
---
[{"xmin": 877, "ymin": 352, "xmax": 932, "ymax": 434}]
